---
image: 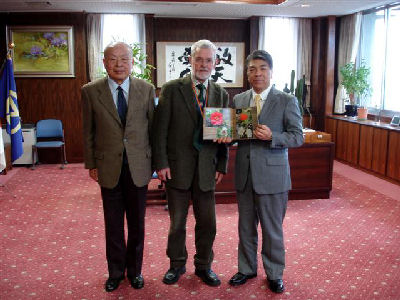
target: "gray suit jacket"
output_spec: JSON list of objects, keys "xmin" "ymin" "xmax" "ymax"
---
[
  {"xmin": 233, "ymin": 87, "xmax": 303, "ymax": 194},
  {"xmin": 152, "ymin": 75, "xmax": 229, "ymax": 192},
  {"xmin": 82, "ymin": 76, "xmax": 155, "ymax": 189}
]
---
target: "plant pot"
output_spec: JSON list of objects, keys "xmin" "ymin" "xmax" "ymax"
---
[
  {"xmin": 357, "ymin": 107, "xmax": 368, "ymax": 120},
  {"xmin": 345, "ymin": 104, "xmax": 358, "ymax": 117}
]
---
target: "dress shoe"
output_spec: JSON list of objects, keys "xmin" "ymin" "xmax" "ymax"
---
[
  {"xmin": 267, "ymin": 278, "xmax": 285, "ymax": 293},
  {"xmin": 162, "ymin": 266, "xmax": 186, "ymax": 285},
  {"xmin": 229, "ymin": 272, "xmax": 257, "ymax": 286},
  {"xmin": 130, "ymin": 274, "xmax": 144, "ymax": 289},
  {"xmin": 104, "ymin": 276, "xmax": 124, "ymax": 292},
  {"xmin": 195, "ymin": 269, "xmax": 221, "ymax": 286}
]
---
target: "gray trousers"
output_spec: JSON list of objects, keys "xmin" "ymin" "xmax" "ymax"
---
[{"xmin": 237, "ymin": 171, "xmax": 288, "ymax": 280}]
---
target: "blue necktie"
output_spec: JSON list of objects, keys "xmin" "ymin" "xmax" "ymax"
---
[{"xmin": 117, "ymin": 86, "xmax": 127, "ymax": 126}]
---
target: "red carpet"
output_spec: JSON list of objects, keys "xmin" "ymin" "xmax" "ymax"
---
[{"xmin": 1, "ymin": 163, "xmax": 399, "ymax": 299}]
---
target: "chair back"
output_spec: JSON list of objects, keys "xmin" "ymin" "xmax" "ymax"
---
[{"xmin": 36, "ymin": 119, "xmax": 64, "ymax": 138}]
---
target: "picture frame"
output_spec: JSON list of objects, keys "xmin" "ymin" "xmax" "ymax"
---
[
  {"xmin": 203, "ymin": 107, "xmax": 258, "ymax": 140},
  {"xmin": 390, "ymin": 115, "xmax": 400, "ymax": 127},
  {"xmin": 156, "ymin": 41, "xmax": 244, "ymax": 88},
  {"xmin": 6, "ymin": 26, "xmax": 75, "ymax": 77}
]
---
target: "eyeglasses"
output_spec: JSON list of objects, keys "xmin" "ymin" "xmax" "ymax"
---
[
  {"xmin": 106, "ymin": 57, "xmax": 131, "ymax": 65},
  {"xmin": 194, "ymin": 57, "xmax": 214, "ymax": 65}
]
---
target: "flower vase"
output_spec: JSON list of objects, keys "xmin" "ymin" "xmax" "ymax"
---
[{"xmin": 357, "ymin": 107, "xmax": 368, "ymax": 120}]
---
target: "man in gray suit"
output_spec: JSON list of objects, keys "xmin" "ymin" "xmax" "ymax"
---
[
  {"xmin": 82, "ymin": 42, "xmax": 155, "ymax": 292},
  {"xmin": 152, "ymin": 40, "xmax": 229, "ymax": 287},
  {"xmin": 228, "ymin": 50, "xmax": 303, "ymax": 293}
]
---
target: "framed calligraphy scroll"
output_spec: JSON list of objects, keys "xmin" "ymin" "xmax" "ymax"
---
[{"xmin": 156, "ymin": 42, "xmax": 244, "ymax": 88}]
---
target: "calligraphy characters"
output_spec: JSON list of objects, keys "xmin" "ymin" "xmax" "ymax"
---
[
  {"xmin": 166, "ymin": 45, "xmax": 236, "ymax": 84},
  {"xmin": 212, "ymin": 47, "xmax": 233, "ymax": 83},
  {"xmin": 168, "ymin": 50, "xmax": 176, "ymax": 78},
  {"xmin": 177, "ymin": 47, "xmax": 191, "ymax": 78}
]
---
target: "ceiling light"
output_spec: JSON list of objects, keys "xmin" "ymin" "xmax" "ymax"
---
[
  {"xmin": 215, "ymin": 0, "xmax": 244, "ymax": 3},
  {"xmin": 24, "ymin": 1, "xmax": 52, "ymax": 8}
]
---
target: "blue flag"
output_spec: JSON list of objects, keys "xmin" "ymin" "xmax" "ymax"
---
[{"xmin": 0, "ymin": 58, "xmax": 23, "ymax": 162}]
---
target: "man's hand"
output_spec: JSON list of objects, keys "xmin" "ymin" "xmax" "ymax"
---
[
  {"xmin": 157, "ymin": 168, "xmax": 171, "ymax": 182},
  {"xmin": 89, "ymin": 168, "xmax": 98, "ymax": 182},
  {"xmin": 213, "ymin": 137, "xmax": 233, "ymax": 144},
  {"xmin": 215, "ymin": 171, "xmax": 224, "ymax": 184},
  {"xmin": 254, "ymin": 124, "xmax": 272, "ymax": 141}
]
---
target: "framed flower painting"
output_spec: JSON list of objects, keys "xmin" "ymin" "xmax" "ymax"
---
[{"xmin": 7, "ymin": 26, "xmax": 75, "ymax": 77}]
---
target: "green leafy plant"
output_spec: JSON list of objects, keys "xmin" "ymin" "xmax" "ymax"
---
[
  {"xmin": 130, "ymin": 42, "xmax": 155, "ymax": 83},
  {"xmin": 340, "ymin": 61, "xmax": 371, "ymax": 106},
  {"xmin": 102, "ymin": 42, "xmax": 155, "ymax": 83}
]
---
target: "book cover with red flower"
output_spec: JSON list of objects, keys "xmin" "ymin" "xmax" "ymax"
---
[{"xmin": 203, "ymin": 107, "xmax": 257, "ymax": 140}]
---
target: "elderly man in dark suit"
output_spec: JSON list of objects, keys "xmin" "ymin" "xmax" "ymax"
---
[
  {"xmin": 152, "ymin": 39, "xmax": 229, "ymax": 287},
  {"xmin": 228, "ymin": 50, "xmax": 303, "ymax": 293},
  {"xmin": 82, "ymin": 42, "xmax": 155, "ymax": 292}
]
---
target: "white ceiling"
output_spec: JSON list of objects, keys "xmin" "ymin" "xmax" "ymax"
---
[{"xmin": 0, "ymin": 0, "xmax": 398, "ymax": 18}]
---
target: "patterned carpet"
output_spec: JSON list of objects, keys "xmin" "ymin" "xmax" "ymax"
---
[{"xmin": 0, "ymin": 163, "xmax": 399, "ymax": 299}]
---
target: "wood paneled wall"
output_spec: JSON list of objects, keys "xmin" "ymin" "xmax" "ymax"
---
[
  {"xmin": 0, "ymin": 12, "xmax": 88, "ymax": 163},
  {"xmin": 310, "ymin": 16, "xmax": 336, "ymax": 131}
]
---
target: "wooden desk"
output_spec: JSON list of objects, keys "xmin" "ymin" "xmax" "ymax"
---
[
  {"xmin": 288, "ymin": 142, "xmax": 334, "ymax": 200},
  {"xmin": 147, "ymin": 142, "xmax": 335, "ymax": 204},
  {"xmin": 215, "ymin": 142, "xmax": 335, "ymax": 201}
]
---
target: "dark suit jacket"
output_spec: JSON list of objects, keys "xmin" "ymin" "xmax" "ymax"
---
[
  {"xmin": 233, "ymin": 87, "xmax": 304, "ymax": 194},
  {"xmin": 152, "ymin": 75, "xmax": 229, "ymax": 192},
  {"xmin": 82, "ymin": 76, "xmax": 155, "ymax": 189}
]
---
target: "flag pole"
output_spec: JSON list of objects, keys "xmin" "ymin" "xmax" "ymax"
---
[{"xmin": 0, "ymin": 42, "xmax": 14, "ymax": 74}]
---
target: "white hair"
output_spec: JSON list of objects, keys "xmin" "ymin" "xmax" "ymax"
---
[
  {"xmin": 103, "ymin": 41, "xmax": 132, "ymax": 58},
  {"xmin": 190, "ymin": 39, "xmax": 217, "ymax": 62}
]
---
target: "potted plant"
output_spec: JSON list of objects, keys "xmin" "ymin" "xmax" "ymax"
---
[{"xmin": 340, "ymin": 61, "xmax": 371, "ymax": 119}]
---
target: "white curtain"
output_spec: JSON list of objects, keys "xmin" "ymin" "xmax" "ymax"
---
[
  {"xmin": 258, "ymin": 17, "xmax": 266, "ymax": 56},
  {"xmin": 133, "ymin": 14, "xmax": 146, "ymax": 71},
  {"xmin": 86, "ymin": 14, "xmax": 104, "ymax": 82},
  {"xmin": 297, "ymin": 18, "xmax": 312, "ymax": 108},
  {"xmin": 334, "ymin": 13, "xmax": 362, "ymax": 113}
]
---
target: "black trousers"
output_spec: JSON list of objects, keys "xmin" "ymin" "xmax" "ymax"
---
[{"xmin": 101, "ymin": 163, "xmax": 147, "ymax": 279}]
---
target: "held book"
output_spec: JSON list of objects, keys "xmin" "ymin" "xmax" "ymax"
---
[{"xmin": 203, "ymin": 107, "xmax": 258, "ymax": 140}]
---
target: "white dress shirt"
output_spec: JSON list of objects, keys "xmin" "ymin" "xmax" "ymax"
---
[{"xmin": 107, "ymin": 77, "xmax": 130, "ymax": 109}]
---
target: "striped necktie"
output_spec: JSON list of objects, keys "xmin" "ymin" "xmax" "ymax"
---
[
  {"xmin": 196, "ymin": 83, "xmax": 206, "ymax": 110},
  {"xmin": 193, "ymin": 83, "xmax": 206, "ymax": 151},
  {"xmin": 254, "ymin": 94, "xmax": 262, "ymax": 117}
]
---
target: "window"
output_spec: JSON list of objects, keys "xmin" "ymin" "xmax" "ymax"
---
[
  {"xmin": 359, "ymin": 5, "xmax": 400, "ymax": 113},
  {"xmin": 262, "ymin": 17, "xmax": 298, "ymax": 91},
  {"xmin": 102, "ymin": 14, "xmax": 143, "ymax": 74},
  {"xmin": 102, "ymin": 14, "xmax": 139, "ymax": 51},
  {"xmin": 385, "ymin": 6, "xmax": 400, "ymax": 112}
]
